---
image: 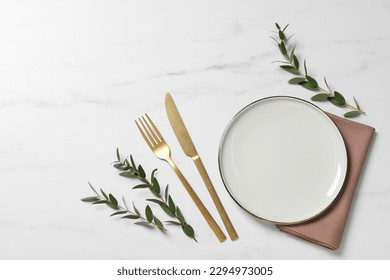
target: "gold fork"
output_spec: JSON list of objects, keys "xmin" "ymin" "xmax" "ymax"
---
[{"xmin": 136, "ymin": 114, "xmax": 227, "ymax": 242}]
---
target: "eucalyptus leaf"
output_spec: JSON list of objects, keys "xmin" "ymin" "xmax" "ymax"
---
[
  {"xmin": 289, "ymin": 45, "xmax": 296, "ymax": 63},
  {"xmin": 92, "ymin": 200, "xmax": 108, "ymax": 205},
  {"xmin": 151, "ymin": 168, "xmax": 158, "ymax": 182},
  {"xmin": 151, "ymin": 177, "xmax": 161, "ymax": 195},
  {"xmin": 145, "ymin": 205, "xmax": 153, "ymax": 222},
  {"xmin": 334, "ymin": 91, "xmax": 346, "ymax": 105},
  {"xmin": 280, "ymin": 65, "xmax": 300, "ymax": 75},
  {"xmin": 293, "ymin": 55, "xmax": 299, "ymax": 69},
  {"xmin": 279, "ymin": 41, "xmax": 287, "ymax": 56},
  {"xmin": 153, "ymin": 216, "xmax": 164, "ymax": 229},
  {"xmin": 288, "ymin": 77, "xmax": 306, "ymax": 84},
  {"xmin": 109, "ymin": 194, "xmax": 118, "ymax": 207},
  {"xmin": 122, "ymin": 215, "xmax": 139, "ymax": 220},
  {"xmin": 164, "ymin": 185, "xmax": 169, "ymax": 202},
  {"xmin": 116, "ymin": 148, "xmax": 121, "ymax": 162},
  {"xmin": 132, "ymin": 184, "xmax": 149, "ymax": 189},
  {"xmin": 299, "ymin": 81, "xmax": 317, "ymax": 90},
  {"xmin": 81, "ymin": 196, "xmax": 100, "ymax": 202},
  {"xmin": 278, "ymin": 30, "xmax": 285, "ymax": 41},
  {"xmin": 130, "ymin": 155, "xmax": 136, "ymax": 169},
  {"xmin": 146, "ymin": 199, "xmax": 165, "ymax": 207},
  {"xmin": 110, "ymin": 211, "xmax": 128, "ymax": 217},
  {"xmin": 119, "ymin": 171, "xmax": 136, "ymax": 178},
  {"xmin": 306, "ymin": 76, "xmax": 318, "ymax": 88},
  {"xmin": 138, "ymin": 164, "xmax": 146, "ymax": 179},
  {"xmin": 168, "ymin": 196, "xmax": 176, "ymax": 214},
  {"xmin": 176, "ymin": 207, "xmax": 186, "ymax": 224},
  {"xmin": 166, "ymin": 221, "xmax": 182, "ymax": 226},
  {"xmin": 344, "ymin": 111, "xmax": 360, "ymax": 118},
  {"xmin": 311, "ymin": 93, "xmax": 329, "ymax": 101},
  {"xmin": 182, "ymin": 224, "xmax": 195, "ymax": 238},
  {"xmin": 328, "ymin": 96, "xmax": 344, "ymax": 107},
  {"xmin": 160, "ymin": 205, "xmax": 174, "ymax": 217},
  {"xmin": 100, "ymin": 189, "xmax": 108, "ymax": 200}
]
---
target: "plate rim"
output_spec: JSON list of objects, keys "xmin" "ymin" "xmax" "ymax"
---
[{"xmin": 218, "ymin": 95, "xmax": 348, "ymax": 225}]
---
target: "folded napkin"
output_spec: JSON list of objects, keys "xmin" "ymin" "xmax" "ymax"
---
[{"xmin": 277, "ymin": 113, "xmax": 375, "ymax": 250}]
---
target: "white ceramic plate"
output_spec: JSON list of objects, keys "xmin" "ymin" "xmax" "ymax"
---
[{"xmin": 219, "ymin": 96, "xmax": 348, "ymax": 224}]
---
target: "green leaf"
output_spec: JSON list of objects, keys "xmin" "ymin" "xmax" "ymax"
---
[
  {"xmin": 305, "ymin": 75, "xmax": 318, "ymax": 88},
  {"xmin": 288, "ymin": 77, "xmax": 306, "ymax": 84},
  {"xmin": 110, "ymin": 211, "xmax": 128, "ymax": 217},
  {"xmin": 113, "ymin": 162, "xmax": 128, "ymax": 170},
  {"xmin": 81, "ymin": 196, "xmax": 100, "ymax": 202},
  {"xmin": 119, "ymin": 171, "xmax": 136, "ymax": 178},
  {"xmin": 334, "ymin": 91, "xmax": 346, "ymax": 105},
  {"xmin": 282, "ymin": 23, "xmax": 289, "ymax": 32},
  {"xmin": 151, "ymin": 177, "xmax": 161, "ymax": 195},
  {"xmin": 145, "ymin": 205, "xmax": 153, "ymax": 222},
  {"xmin": 166, "ymin": 221, "xmax": 182, "ymax": 226},
  {"xmin": 133, "ymin": 202, "xmax": 140, "ymax": 216},
  {"xmin": 100, "ymin": 189, "xmax": 108, "ymax": 200},
  {"xmin": 304, "ymin": 59, "xmax": 308, "ymax": 75},
  {"xmin": 116, "ymin": 148, "xmax": 121, "ymax": 162},
  {"xmin": 182, "ymin": 224, "xmax": 195, "ymax": 238},
  {"xmin": 293, "ymin": 55, "xmax": 299, "ymax": 69},
  {"xmin": 278, "ymin": 30, "xmax": 285, "ymax": 40},
  {"xmin": 132, "ymin": 184, "xmax": 149, "ymax": 189},
  {"xmin": 275, "ymin": 22, "xmax": 281, "ymax": 30},
  {"xmin": 92, "ymin": 200, "xmax": 108, "ymax": 205},
  {"xmin": 168, "ymin": 196, "xmax": 176, "ymax": 214},
  {"xmin": 146, "ymin": 199, "xmax": 165, "ymax": 207},
  {"xmin": 279, "ymin": 41, "xmax": 287, "ymax": 56},
  {"xmin": 280, "ymin": 65, "xmax": 300, "ymax": 75},
  {"xmin": 160, "ymin": 205, "xmax": 174, "ymax": 217},
  {"xmin": 289, "ymin": 45, "xmax": 296, "ymax": 62},
  {"xmin": 311, "ymin": 93, "xmax": 330, "ymax": 101},
  {"xmin": 328, "ymin": 96, "xmax": 344, "ymax": 107},
  {"xmin": 122, "ymin": 215, "xmax": 139, "ymax": 219},
  {"xmin": 299, "ymin": 81, "xmax": 317, "ymax": 90},
  {"xmin": 344, "ymin": 111, "xmax": 360, "ymax": 118},
  {"xmin": 109, "ymin": 194, "xmax": 118, "ymax": 207},
  {"xmin": 137, "ymin": 164, "xmax": 146, "ymax": 179},
  {"xmin": 130, "ymin": 155, "xmax": 136, "ymax": 169},
  {"xmin": 151, "ymin": 168, "xmax": 158, "ymax": 182},
  {"xmin": 176, "ymin": 207, "xmax": 186, "ymax": 224},
  {"xmin": 164, "ymin": 185, "xmax": 169, "ymax": 202},
  {"xmin": 153, "ymin": 216, "xmax": 164, "ymax": 229}
]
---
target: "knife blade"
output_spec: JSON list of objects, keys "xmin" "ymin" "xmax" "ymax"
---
[{"xmin": 165, "ymin": 93, "xmax": 238, "ymax": 240}]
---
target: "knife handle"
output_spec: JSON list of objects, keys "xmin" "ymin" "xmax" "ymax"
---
[
  {"xmin": 193, "ymin": 156, "xmax": 239, "ymax": 240},
  {"xmin": 166, "ymin": 158, "xmax": 227, "ymax": 242}
]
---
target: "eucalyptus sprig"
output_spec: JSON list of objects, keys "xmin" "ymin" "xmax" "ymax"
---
[
  {"xmin": 81, "ymin": 182, "xmax": 165, "ymax": 231},
  {"xmin": 272, "ymin": 22, "xmax": 365, "ymax": 118},
  {"xmin": 112, "ymin": 149, "xmax": 196, "ymax": 242}
]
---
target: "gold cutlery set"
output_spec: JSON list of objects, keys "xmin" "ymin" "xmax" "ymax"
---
[{"xmin": 135, "ymin": 93, "xmax": 238, "ymax": 242}]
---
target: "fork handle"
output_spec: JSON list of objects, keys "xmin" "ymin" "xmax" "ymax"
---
[
  {"xmin": 193, "ymin": 156, "xmax": 238, "ymax": 241},
  {"xmin": 167, "ymin": 158, "xmax": 227, "ymax": 242}
]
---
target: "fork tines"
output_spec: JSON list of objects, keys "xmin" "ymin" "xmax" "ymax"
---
[{"xmin": 135, "ymin": 114, "xmax": 164, "ymax": 149}]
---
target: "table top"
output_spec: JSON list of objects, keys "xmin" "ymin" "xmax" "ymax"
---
[{"xmin": 1, "ymin": 0, "xmax": 389, "ymax": 259}]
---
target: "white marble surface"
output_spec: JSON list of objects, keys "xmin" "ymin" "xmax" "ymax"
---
[{"xmin": 1, "ymin": 0, "xmax": 389, "ymax": 259}]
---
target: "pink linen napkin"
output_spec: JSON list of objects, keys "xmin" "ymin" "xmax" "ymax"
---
[{"xmin": 277, "ymin": 113, "xmax": 375, "ymax": 250}]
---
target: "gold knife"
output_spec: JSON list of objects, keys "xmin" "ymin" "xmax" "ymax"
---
[{"xmin": 165, "ymin": 93, "xmax": 238, "ymax": 240}]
